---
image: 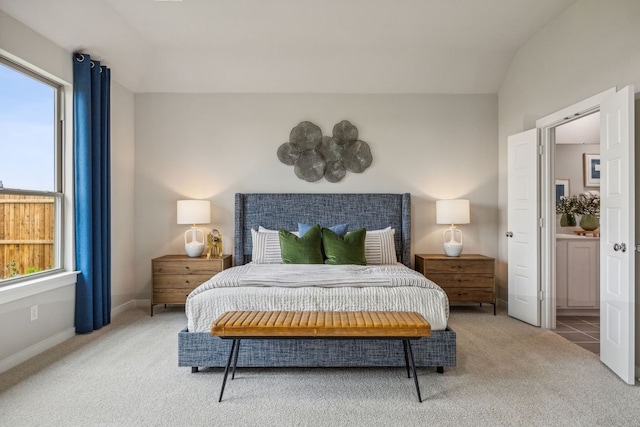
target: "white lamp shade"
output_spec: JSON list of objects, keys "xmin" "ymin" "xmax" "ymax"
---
[
  {"xmin": 436, "ymin": 199, "xmax": 470, "ymax": 225},
  {"xmin": 177, "ymin": 200, "xmax": 211, "ymax": 225}
]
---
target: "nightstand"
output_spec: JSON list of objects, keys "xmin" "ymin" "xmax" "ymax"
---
[
  {"xmin": 415, "ymin": 254, "xmax": 496, "ymax": 315},
  {"xmin": 151, "ymin": 254, "xmax": 232, "ymax": 316}
]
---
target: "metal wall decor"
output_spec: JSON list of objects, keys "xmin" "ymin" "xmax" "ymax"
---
[{"xmin": 277, "ymin": 120, "xmax": 372, "ymax": 182}]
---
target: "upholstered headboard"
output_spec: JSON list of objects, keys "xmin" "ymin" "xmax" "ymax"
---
[{"xmin": 234, "ymin": 193, "xmax": 411, "ymax": 267}]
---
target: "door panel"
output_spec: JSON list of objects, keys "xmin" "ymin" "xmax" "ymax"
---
[
  {"xmin": 599, "ymin": 85, "xmax": 635, "ymax": 385},
  {"xmin": 507, "ymin": 129, "xmax": 540, "ymax": 326}
]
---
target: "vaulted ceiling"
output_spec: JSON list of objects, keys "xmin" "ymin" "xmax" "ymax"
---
[{"xmin": 0, "ymin": 0, "xmax": 577, "ymax": 93}]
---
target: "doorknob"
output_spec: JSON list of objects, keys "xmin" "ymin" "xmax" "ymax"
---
[
  {"xmin": 505, "ymin": 231, "xmax": 513, "ymax": 238},
  {"xmin": 613, "ymin": 243, "xmax": 627, "ymax": 252}
]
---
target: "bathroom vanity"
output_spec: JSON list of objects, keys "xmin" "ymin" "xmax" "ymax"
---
[{"xmin": 556, "ymin": 234, "xmax": 599, "ymax": 311}]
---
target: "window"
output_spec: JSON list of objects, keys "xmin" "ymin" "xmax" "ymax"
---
[{"xmin": 0, "ymin": 57, "xmax": 63, "ymax": 283}]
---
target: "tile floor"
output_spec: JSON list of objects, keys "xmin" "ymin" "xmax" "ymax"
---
[{"xmin": 552, "ymin": 315, "xmax": 600, "ymax": 355}]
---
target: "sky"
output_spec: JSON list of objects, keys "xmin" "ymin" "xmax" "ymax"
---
[{"xmin": 0, "ymin": 62, "xmax": 55, "ymax": 192}]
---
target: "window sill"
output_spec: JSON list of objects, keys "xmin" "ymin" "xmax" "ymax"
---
[{"xmin": 0, "ymin": 271, "xmax": 79, "ymax": 305}]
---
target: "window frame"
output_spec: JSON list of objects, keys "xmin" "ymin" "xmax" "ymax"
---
[{"xmin": 0, "ymin": 56, "xmax": 65, "ymax": 285}]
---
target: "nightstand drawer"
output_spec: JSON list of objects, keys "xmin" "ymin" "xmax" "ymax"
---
[
  {"xmin": 443, "ymin": 288, "xmax": 494, "ymax": 303},
  {"xmin": 153, "ymin": 274, "xmax": 213, "ymax": 289},
  {"xmin": 153, "ymin": 261, "xmax": 222, "ymax": 275},
  {"xmin": 427, "ymin": 273, "xmax": 494, "ymax": 289},
  {"xmin": 153, "ymin": 289, "xmax": 193, "ymax": 304},
  {"xmin": 423, "ymin": 259, "xmax": 493, "ymax": 274}
]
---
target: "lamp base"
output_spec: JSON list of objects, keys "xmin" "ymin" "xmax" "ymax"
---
[
  {"xmin": 184, "ymin": 227, "xmax": 206, "ymax": 257},
  {"xmin": 185, "ymin": 242, "xmax": 205, "ymax": 258},
  {"xmin": 443, "ymin": 242, "xmax": 463, "ymax": 257}
]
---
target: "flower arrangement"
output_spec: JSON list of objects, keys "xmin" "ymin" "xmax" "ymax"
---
[
  {"xmin": 576, "ymin": 193, "xmax": 600, "ymax": 215},
  {"xmin": 556, "ymin": 193, "xmax": 599, "ymax": 216},
  {"xmin": 556, "ymin": 195, "xmax": 580, "ymax": 215},
  {"xmin": 556, "ymin": 192, "xmax": 599, "ymax": 229}
]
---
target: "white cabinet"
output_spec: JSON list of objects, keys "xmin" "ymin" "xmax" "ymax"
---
[{"xmin": 556, "ymin": 237, "xmax": 599, "ymax": 309}]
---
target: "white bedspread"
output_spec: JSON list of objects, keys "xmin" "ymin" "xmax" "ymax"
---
[{"xmin": 186, "ymin": 263, "xmax": 450, "ymax": 332}]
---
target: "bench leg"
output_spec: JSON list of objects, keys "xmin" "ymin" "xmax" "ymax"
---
[
  {"xmin": 231, "ymin": 339, "xmax": 241, "ymax": 380},
  {"xmin": 218, "ymin": 339, "xmax": 239, "ymax": 402},
  {"xmin": 404, "ymin": 340, "xmax": 422, "ymax": 403},
  {"xmin": 402, "ymin": 340, "xmax": 411, "ymax": 378}
]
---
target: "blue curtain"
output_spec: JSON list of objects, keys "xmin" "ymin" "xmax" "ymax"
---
[{"xmin": 73, "ymin": 53, "xmax": 111, "ymax": 334}]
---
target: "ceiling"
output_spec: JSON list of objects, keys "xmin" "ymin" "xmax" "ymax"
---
[
  {"xmin": 555, "ymin": 112, "xmax": 600, "ymax": 145},
  {"xmin": 0, "ymin": 0, "xmax": 577, "ymax": 94}
]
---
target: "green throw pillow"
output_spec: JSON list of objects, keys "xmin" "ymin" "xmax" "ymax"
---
[
  {"xmin": 322, "ymin": 227, "xmax": 366, "ymax": 265},
  {"xmin": 279, "ymin": 224, "xmax": 324, "ymax": 264}
]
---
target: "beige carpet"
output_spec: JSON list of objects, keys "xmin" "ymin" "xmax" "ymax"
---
[{"xmin": 1, "ymin": 306, "xmax": 639, "ymax": 427}]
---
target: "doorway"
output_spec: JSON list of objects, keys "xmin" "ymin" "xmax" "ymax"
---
[
  {"xmin": 551, "ymin": 112, "xmax": 601, "ymax": 355},
  {"xmin": 508, "ymin": 86, "xmax": 635, "ymax": 384}
]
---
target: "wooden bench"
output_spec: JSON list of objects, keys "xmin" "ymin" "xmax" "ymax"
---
[{"xmin": 210, "ymin": 310, "xmax": 432, "ymax": 402}]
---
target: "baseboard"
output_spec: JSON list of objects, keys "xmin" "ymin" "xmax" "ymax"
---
[
  {"xmin": 134, "ymin": 299, "xmax": 150, "ymax": 309},
  {"xmin": 0, "ymin": 327, "xmax": 75, "ymax": 374},
  {"xmin": 111, "ymin": 299, "xmax": 150, "ymax": 316},
  {"xmin": 111, "ymin": 300, "xmax": 136, "ymax": 317},
  {"xmin": 1, "ymin": 300, "xmax": 151, "ymax": 374}
]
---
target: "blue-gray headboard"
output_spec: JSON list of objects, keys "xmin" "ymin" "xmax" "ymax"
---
[{"xmin": 234, "ymin": 193, "xmax": 411, "ymax": 267}]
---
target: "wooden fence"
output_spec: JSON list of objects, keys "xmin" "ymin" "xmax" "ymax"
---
[{"xmin": 0, "ymin": 194, "xmax": 55, "ymax": 279}]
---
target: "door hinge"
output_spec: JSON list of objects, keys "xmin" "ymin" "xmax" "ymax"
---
[
  {"xmin": 539, "ymin": 218, "xmax": 544, "ymax": 228},
  {"xmin": 539, "ymin": 145, "xmax": 544, "ymax": 155},
  {"xmin": 539, "ymin": 291, "xmax": 544, "ymax": 301},
  {"xmin": 636, "ymin": 244, "xmax": 640, "ymax": 253}
]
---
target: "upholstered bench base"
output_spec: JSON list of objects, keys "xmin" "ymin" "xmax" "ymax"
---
[{"xmin": 210, "ymin": 311, "xmax": 432, "ymax": 402}]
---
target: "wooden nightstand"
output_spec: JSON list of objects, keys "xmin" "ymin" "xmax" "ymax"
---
[
  {"xmin": 415, "ymin": 254, "xmax": 496, "ymax": 315},
  {"xmin": 151, "ymin": 254, "xmax": 232, "ymax": 316}
]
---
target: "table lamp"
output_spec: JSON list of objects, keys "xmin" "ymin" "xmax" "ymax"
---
[
  {"xmin": 177, "ymin": 199, "xmax": 211, "ymax": 257},
  {"xmin": 436, "ymin": 199, "xmax": 470, "ymax": 257}
]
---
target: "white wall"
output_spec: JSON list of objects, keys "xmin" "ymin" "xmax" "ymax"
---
[
  {"xmin": 555, "ymin": 143, "xmax": 600, "ymax": 197},
  {"xmin": 555, "ymin": 143, "xmax": 600, "ymax": 232},
  {"xmin": 134, "ymin": 93, "xmax": 499, "ymax": 300},
  {"xmin": 111, "ymin": 81, "xmax": 136, "ymax": 310},
  {"xmin": 498, "ymin": 0, "xmax": 640, "ymax": 369},
  {"xmin": 0, "ymin": 10, "xmax": 136, "ymax": 370}
]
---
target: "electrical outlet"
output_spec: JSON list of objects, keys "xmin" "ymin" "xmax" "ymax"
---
[{"xmin": 30, "ymin": 305, "xmax": 38, "ymax": 321}]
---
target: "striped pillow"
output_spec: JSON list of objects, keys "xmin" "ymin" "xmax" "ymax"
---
[
  {"xmin": 253, "ymin": 227, "xmax": 301, "ymax": 263},
  {"xmin": 251, "ymin": 228, "xmax": 285, "ymax": 264},
  {"xmin": 364, "ymin": 227, "xmax": 397, "ymax": 265}
]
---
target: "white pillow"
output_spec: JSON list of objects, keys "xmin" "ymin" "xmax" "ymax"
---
[
  {"xmin": 364, "ymin": 227, "xmax": 397, "ymax": 265},
  {"xmin": 251, "ymin": 228, "xmax": 283, "ymax": 264},
  {"xmin": 251, "ymin": 227, "xmax": 299, "ymax": 264}
]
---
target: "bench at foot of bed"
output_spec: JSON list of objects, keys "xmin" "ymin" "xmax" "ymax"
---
[
  {"xmin": 211, "ymin": 311, "xmax": 433, "ymax": 402},
  {"xmin": 179, "ymin": 326, "xmax": 456, "ymax": 371}
]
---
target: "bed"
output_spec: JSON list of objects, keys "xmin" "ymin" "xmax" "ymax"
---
[{"xmin": 178, "ymin": 193, "xmax": 456, "ymax": 371}]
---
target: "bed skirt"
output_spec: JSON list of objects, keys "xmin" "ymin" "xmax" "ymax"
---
[{"xmin": 178, "ymin": 326, "xmax": 456, "ymax": 370}]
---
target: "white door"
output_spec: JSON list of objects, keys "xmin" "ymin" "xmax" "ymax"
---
[
  {"xmin": 599, "ymin": 86, "xmax": 635, "ymax": 384},
  {"xmin": 507, "ymin": 129, "xmax": 540, "ymax": 326}
]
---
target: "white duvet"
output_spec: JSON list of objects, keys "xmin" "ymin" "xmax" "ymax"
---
[{"xmin": 186, "ymin": 263, "xmax": 450, "ymax": 332}]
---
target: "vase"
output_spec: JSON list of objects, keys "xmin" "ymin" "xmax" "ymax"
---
[
  {"xmin": 580, "ymin": 214, "xmax": 599, "ymax": 231},
  {"xmin": 560, "ymin": 213, "xmax": 576, "ymax": 227}
]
